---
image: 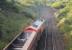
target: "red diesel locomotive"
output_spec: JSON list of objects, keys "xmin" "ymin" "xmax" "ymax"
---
[{"xmin": 3, "ymin": 18, "xmax": 46, "ymax": 50}]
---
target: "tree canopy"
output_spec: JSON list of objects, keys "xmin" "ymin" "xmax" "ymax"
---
[{"xmin": 51, "ymin": 0, "xmax": 72, "ymax": 50}]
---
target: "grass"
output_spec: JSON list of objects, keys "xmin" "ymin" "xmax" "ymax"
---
[{"xmin": 0, "ymin": 11, "xmax": 32, "ymax": 50}]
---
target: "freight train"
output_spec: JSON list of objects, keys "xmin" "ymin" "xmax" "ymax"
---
[{"xmin": 3, "ymin": 17, "xmax": 46, "ymax": 50}]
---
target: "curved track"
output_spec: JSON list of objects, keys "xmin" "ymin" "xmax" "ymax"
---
[
  {"xmin": 36, "ymin": 6, "xmax": 64, "ymax": 50},
  {"xmin": 3, "ymin": 6, "xmax": 64, "ymax": 50}
]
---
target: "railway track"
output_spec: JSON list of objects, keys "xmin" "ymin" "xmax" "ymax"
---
[
  {"xmin": 3, "ymin": 7, "xmax": 64, "ymax": 50},
  {"xmin": 36, "ymin": 7, "xmax": 64, "ymax": 50},
  {"xmin": 36, "ymin": 20, "xmax": 53, "ymax": 50},
  {"xmin": 36, "ymin": 18, "xmax": 64, "ymax": 50}
]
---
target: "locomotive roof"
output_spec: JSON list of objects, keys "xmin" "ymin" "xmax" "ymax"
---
[
  {"xmin": 32, "ymin": 19, "xmax": 44, "ymax": 28},
  {"xmin": 33, "ymin": 20, "xmax": 42, "ymax": 26}
]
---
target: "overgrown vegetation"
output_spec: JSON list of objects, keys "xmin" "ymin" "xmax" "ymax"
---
[
  {"xmin": 0, "ymin": 0, "xmax": 39, "ymax": 50},
  {"xmin": 1, "ymin": 0, "xmax": 72, "ymax": 50},
  {"xmin": 51, "ymin": 0, "xmax": 72, "ymax": 50},
  {"xmin": 0, "ymin": 0, "xmax": 52, "ymax": 50}
]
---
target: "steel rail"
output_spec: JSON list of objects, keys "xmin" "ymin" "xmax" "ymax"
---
[{"xmin": 44, "ymin": 27, "xmax": 48, "ymax": 50}]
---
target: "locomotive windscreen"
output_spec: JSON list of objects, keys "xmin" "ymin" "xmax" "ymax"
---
[{"xmin": 32, "ymin": 20, "xmax": 42, "ymax": 28}]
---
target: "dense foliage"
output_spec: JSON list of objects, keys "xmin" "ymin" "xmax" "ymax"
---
[
  {"xmin": 0, "ymin": 0, "xmax": 36, "ymax": 50},
  {"xmin": 1, "ymin": 0, "xmax": 72, "ymax": 50},
  {"xmin": 0, "ymin": 0, "xmax": 51, "ymax": 50},
  {"xmin": 51, "ymin": 0, "xmax": 72, "ymax": 50}
]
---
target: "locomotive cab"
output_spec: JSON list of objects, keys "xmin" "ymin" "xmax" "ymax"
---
[{"xmin": 3, "ymin": 18, "xmax": 45, "ymax": 50}]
